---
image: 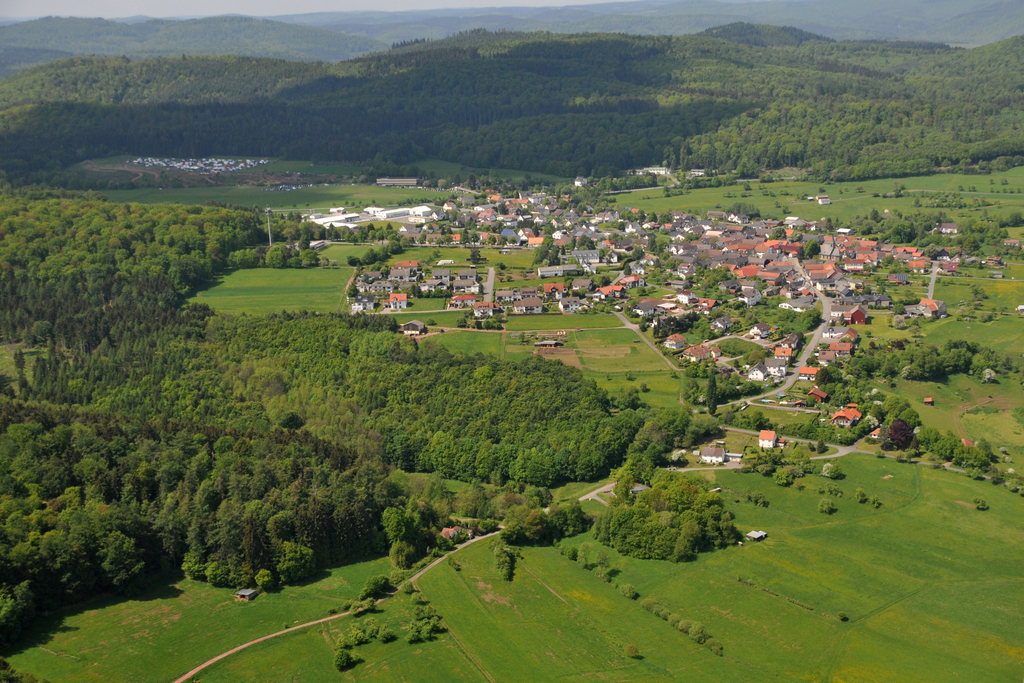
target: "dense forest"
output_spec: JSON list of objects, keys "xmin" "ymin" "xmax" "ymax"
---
[
  {"xmin": 0, "ymin": 191, "xmax": 722, "ymax": 644},
  {"xmin": 6, "ymin": 28, "xmax": 1024, "ymax": 184}
]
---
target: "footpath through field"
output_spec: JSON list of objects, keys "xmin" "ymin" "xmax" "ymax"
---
[{"xmin": 169, "ymin": 531, "xmax": 497, "ymax": 683}]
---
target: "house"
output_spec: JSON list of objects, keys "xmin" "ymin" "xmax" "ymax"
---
[
  {"xmin": 571, "ymin": 278, "xmax": 594, "ymax": 293},
  {"xmin": 779, "ymin": 297, "xmax": 815, "ymax": 312},
  {"xmin": 746, "ymin": 530, "xmax": 767, "ymax": 541},
  {"xmin": 888, "ymin": 272, "xmax": 910, "ymax": 285},
  {"xmin": 393, "ymin": 260, "xmax": 420, "ymax": 273},
  {"xmin": 748, "ymin": 362, "xmax": 770, "ymax": 382},
  {"xmin": 829, "ymin": 342, "xmax": 854, "ymax": 357},
  {"xmin": 962, "ymin": 438, "xmax": 975, "ymax": 448},
  {"xmin": 906, "ymin": 298, "xmax": 948, "ymax": 318},
  {"xmin": 738, "ymin": 287, "xmax": 762, "ymax": 307},
  {"xmin": 934, "ymin": 222, "xmax": 959, "ymax": 235},
  {"xmin": 537, "ymin": 265, "xmax": 579, "ymax": 278},
  {"xmin": 779, "ymin": 333, "xmax": 802, "ymax": 350},
  {"xmin": 774, "ymin": 346, "xmax": 793, "ymax": 359},
  {"xmin": 700, "ymin": 447, "xmax": 728, "ymax": 464},
  {"xmin": 765, "ymin": 358, "xmax": 788, "ymax": 378},
  {"xmin": 634, "ymin": 300, "xmax": 659, "ymax": 317},
  {"xmin": 798, "ymin": 367, "xmax": 819, "ymax": 381},
  {"xmin": 683, "ymin": 344, "xmax": 721, "ymax": 362},
  {"xmin": 758, "ymin": 430, "xmax": 778, "ymax": 449},
  {"xmin": 559, "ymin": 297, "xmax": 583, "ymax": 313},
  {"xmin": 750, "ymin": 322, "xmax": 771, "ymax": 339},
  {"xmin": 924, "ymin": 397, "xmax": 934, "ymax": 406},
  {"xmin": 452, "ymin": 278, "xmax": 481, "ymax": 294},
  {"xmin": 235, "ymin": 589, "xmax": 259, "ymax": 601},
  {"xmin": 808, "ymin": 387, "xmax": 828, "ymax": 403},
  {"xmin": 441, "ymin": 526, "xmax": 471, "ymax": 540},
  {"xmin": 388, "ymin": 292, "xmax": 408, "ymax": 310},
  {"xmin": 663, "ymin": 334, "xmax": 689, "ymax": 350},
  {"xmin": 448, "ymin": 290, "xmax": 481, "ymax": 308},
  {"xmin": 574, "ymin": 176, "xmax": 589, "ymax": 187},
  {"xmin": 678, "ymin": 291, "xmax": 699, "ymax": 305},
  {"xmin": 389, "ymin": 267, "xmax": 417, "ymax": 283},
  {"xmin": 870, "ymin": 427, "xmax": 882, "ymax": 439},
  {"xmin": 697, "ymin": 298, "xmax": 718, "ymax": 314},
  {"xmin": 817, "ymin": 349, "xmax": 837, "ymax": 365},
  {"xmin": 400, "ymin": 320, "xmax": 427, "ymax": 335},
  {"xmin": 542, "ymin": 282, "xmax": 567, "ymax": 300},
  {"xmin": 816, "ymin": 195, "xmax": 831, "ymax": 205},
  {"xmin": 473, "ymin": 301, "xmax": 501, "ymax": 317},
  {"xmin": 513, "ymin": 297, "xmax": 544, "ymax": 314},
  {"xmin": 710, "ymin": 317, "xmax": 732, "ymax": 333},
  {"xmin": 619, "ymin": 275, "xmax": 645, "ymax": 289},
  {"xmin": 831, "ymin": 407, "xmax": 862, "ymax": 427},
  {"xmin": 350, "ymin": 295, "xmax": 376, "ymax": 313}
]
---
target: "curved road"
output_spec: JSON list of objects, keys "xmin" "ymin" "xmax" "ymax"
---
[{"xmin": 170, "ymin": 531, "xmax": 498, "ymax": 683}]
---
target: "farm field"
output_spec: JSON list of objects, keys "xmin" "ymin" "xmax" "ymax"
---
[
  {"xmin": 189, "ymin": 267, "xmax": 353, "ymax": 315},
  {"xmin": 423, "ymin": 330, "xmax": 504, "ymax": 357},
  {"xmin": 618, "ymin": 167, "xmax": 1024, "ymax": 223},
  {"xmin": 503, "ymin": 314, "xmax": 621, "ymax": 331},
  {"xmin": 585, "ymin": 370, "xmax": 682, "ymax": 408},
  {"xmin": 391, "ymin": 310, "xmax": 465, "ymax": 327},
  {"xmin": 920, "ymin": 315, "xmax": 1024, "ymax": 354},
  {"xmin": 102, "ymin": 184, "xmax": 447, "ymax": 210},
  {"xmin": 2, "ymin": 556, "xmax": 392, "ymax": 683},
  {"xmin": 933, "ymin": 277, "xmax": 1024, "ymax": 312},
  {"xmin": 195, "ymin": 588, "xmax": 484, "ymax": 683},
  {"xmin": 548, "ymin": 454, "xmax": 1024, "ymax": 683}
]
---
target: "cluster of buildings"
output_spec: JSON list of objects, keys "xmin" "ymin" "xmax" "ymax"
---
[{"xmin": 131, "ymin": 157, "xmax": 269, "ymax": 173}]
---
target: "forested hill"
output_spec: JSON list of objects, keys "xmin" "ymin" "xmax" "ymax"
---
[
  {"xmin": 6, "ymin": 30, "xmax": 1024, "ymax": 183},
  {"xmin": 0, "ymin": 16, "xmax": 386, "ymax": 63}
]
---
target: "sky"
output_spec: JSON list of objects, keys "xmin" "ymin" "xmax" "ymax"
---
[{"xmin": 2, "ymin": 0, "xmax": 626, "ymax": 19}]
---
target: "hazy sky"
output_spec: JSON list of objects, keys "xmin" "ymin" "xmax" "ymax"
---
[{"xmin": 2, "ymin": 0, "xmax": 615, "ymax": 19}]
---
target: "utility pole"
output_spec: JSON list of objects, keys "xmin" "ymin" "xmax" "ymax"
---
[{"xmin": 265, "ymin": 207, "xmax": 273, "ymax": 246}]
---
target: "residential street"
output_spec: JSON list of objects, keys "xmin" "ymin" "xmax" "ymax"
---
[{"xmin": 483, "ymin": 267, "xmax": 496, "ymax": 302}]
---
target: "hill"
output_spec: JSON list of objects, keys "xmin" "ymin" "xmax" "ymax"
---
[
  {"xmin": 0, "ymin": 16, "xmax": 386, "ymax": 62},
  {"xmin": 0, "ymin": 47, "xmax": 73, "ymax": 78},
  {"xmin": 5, "ymin": 30, "xmax": 1024, "ymax": 183},
  {"xmin": 272, "ymin": 0, "xmax": 1024, "ymax": 47}
]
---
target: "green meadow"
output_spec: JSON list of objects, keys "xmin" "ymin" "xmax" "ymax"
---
[
  {"xmin": 2, "ymin": 557, "xmax": 392, "ymax": 683},
  {"xmin": 618, "ymin": 166, "xmax": 1024, "ymax": 223},
  {"xmin": 423, "ymin": 331, "xmax": 505, "ymax": 357},
  {"xmin": 102, "ymin": 184, "xmax": 447, "ymax": 211},
  {"xmin": 933, "ymin": 277, "xmax": 1024, "ymax": 312},
  {"xmin": 189, "ymin": 267, "xmax": 353, "ymax": 315},
  {"xmin": 503, "ymin": 313, "xmax": 621, "ymax": 331}
]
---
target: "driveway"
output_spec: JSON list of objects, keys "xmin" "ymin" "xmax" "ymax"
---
[{"xmin": 483, "ymin": 267, "xmax": 496, "ymax": 302}]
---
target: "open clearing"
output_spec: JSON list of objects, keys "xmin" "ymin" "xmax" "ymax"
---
[
  {"xmin": 189, "ymin": 267, "xmax": 353, "ymax": 315},
  {"xmin": 2, "ymin": 557, "xmax": 392, "ymax": 682},
  {"xmin": 503, "ymin": 314, "xmax": 621, "ymax": 331}
]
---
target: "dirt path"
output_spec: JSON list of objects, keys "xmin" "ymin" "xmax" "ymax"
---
[
  {"xmin": 928, "ymin": 261, "xmax": 939, "ymax": 299},
  {"xmin": 578, "ymin": 482, "xmax": 616, "ymax": 506},
  {"xmin": 170, "ymin": 531, "xmax": 497, "ymax": 683}
]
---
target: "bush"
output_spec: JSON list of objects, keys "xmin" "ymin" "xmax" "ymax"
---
[
  {"xmin": 705, "ymin": 638, "xmax": 724, "ymax": 656},
  {"xmin": 837, "ymin": 611, "xmax": 848, "ymax": 622},
  {"xmin": 359, "ymin": 575, "xmax": 391, "ymax": 600},
  {"xmin": 687, "ymin": 622, "xmax": 709, "ymax": 644},
  {"xmin": 378, "ymin": 626, "xmax": 397, "ymax": 643},
  {"xmin": 677, "ymin": 619, "xmax": 693, "ymax": 634},
  {"xmin": 640, "ymin": 597, "xmax": 658, "ymax": 611},
  {"xmin": 276, "ymin": 542, "xmax": 316, "ymax": 584},
  {"xmin": 973, "ymin": 498, "xmax": 989, "ymax": 510},
  {"xmin": 818, "ymin": 499, "xmax": 837, "ymax": 515},
  {"xmin": 563, "ymin": 546, "xmax": 579, "ymax": 561},
  {"xmin": 624, "ymin": 644, "xmax": 641, "ymax": 658},
  {"xmin": 334, "ymin": 648, "xmax": 354, "ymax": 671},
  {"xmin": 254, "ymin": 569, "xmax": 275, "ymax": 591},
  {"xmin": 619, "ymin": 583, "xmax": 638, "ymax": 600},
  {"xmin": 667, "ymin": 614, "xmax": 681, "ymax": 627}
]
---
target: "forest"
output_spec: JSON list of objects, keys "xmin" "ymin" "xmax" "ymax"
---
[
  {"xmin": 0, "ymin": 191, "xmax": 719, "ymax": 645},
  {"xmin": 6, "ymin": 28, "xmax": 1024, "ymax": 184}
]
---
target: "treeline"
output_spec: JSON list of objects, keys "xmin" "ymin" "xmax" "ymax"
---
[{"xmin": 7, "ymin": 31, "xmax": 1024, "ymax": 183}]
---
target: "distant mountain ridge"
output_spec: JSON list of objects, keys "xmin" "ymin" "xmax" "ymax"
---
[
  {"xmin": 0, "ymin": 16, "xmax": 386, "ymax": 64},
  {"xmin": 270, "ymin": 0, "xmax": 1024, "ymax": 47}
]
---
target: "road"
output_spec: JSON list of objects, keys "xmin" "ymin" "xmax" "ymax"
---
[
  {"xmin": 170, "ymin": 531, "xmax": 498, "ymax": 683},
  {"xmin": 720, "ymin": 426, "xmax": 870, "ymax": 458},
  {"xmin": 483, "ymin": 267, "xmax": 496, "ymax": 302},
  {"xmin": 928, "ymin": 260, "xmax": 939, "ymax": 298},
  {"xmin": 719, "ymin": 259, "xmax": 832, "ymax": 408},
  {"xmin": 578, "ymin": 482, "xmax": 616, "ymax": 506},
  {"xmin": 612, "ymin": 311, "xmax": 679, "ymax": 371}
]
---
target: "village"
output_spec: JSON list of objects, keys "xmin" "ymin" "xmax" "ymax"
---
[{"xmin": 289, "ymin": 184, "xmax": 1024, "ymax": 439}]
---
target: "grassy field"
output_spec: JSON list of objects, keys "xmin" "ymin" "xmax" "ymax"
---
[
  {"xmin": 422, "ymin": 331, "xmax": 504, "ymax": 357},
  {"xmin": 390, "ymin": 310, "xmax": 465, "ymax": 326},
  {"xmin": 547, "ymin": 454, "xmax": 1024, "ymax": 682},
  {"xmin": 102, "ymin": 184, "xmax": 448, "ymax": 210},
  {"xmin": 189, "ymin": 267, "xmax": 353, "ymax": 315},
  {"xmin": 933, "ymin": 277, "xmax": 1024, "ymax": 312},
  {"xmin": 2, "ymin": 556, "xmax": 392, "ymax": 683},
  {"xmin": 920, "ymin": 315, "xmax": 1024, "ymax": 354},
  {"xmin": 618, "ymin": 166, "xmax": 1024, "ymax": 224},
  {"xmin": 503, "ymin": 314, "xmax": 621, "ymax": 331},
  {"xmin": 387, "ymin": 246, "xmax": 537, "ymax": 271}
]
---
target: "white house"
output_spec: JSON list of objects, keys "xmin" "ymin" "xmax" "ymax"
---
[
  {"xmin": 748, "ymin": 362, "xmax": 769, "ymax": 382},
  {"xmin": 758, "ymin": 430, "xmax": 778, "ymax": 449},
  {"xmin": 765, "ymin": 358, "xmax": 788, "ymax": 378}
]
